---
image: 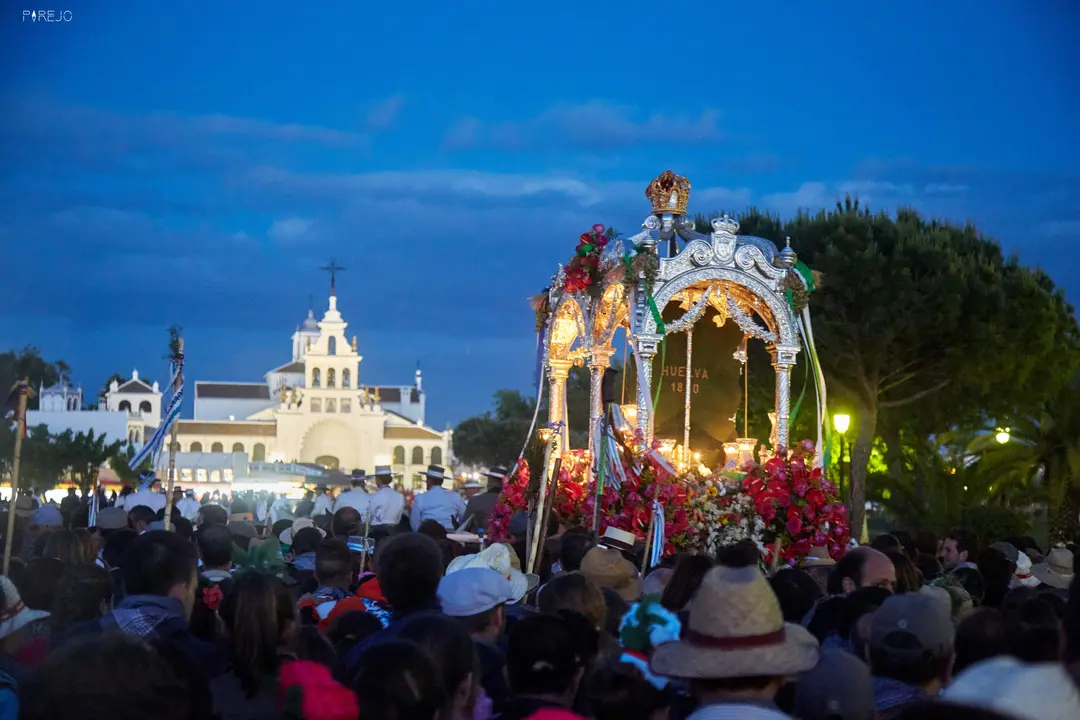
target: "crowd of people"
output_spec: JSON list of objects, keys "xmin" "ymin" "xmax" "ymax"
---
[{"xmin": 1, "ymin": 469, "xmax": 1079, "ymax": 720}]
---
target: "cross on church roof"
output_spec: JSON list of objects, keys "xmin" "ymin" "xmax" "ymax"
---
[{"xmin": 320, "ymin": 259, "xmax": 346, "ymax": 296}]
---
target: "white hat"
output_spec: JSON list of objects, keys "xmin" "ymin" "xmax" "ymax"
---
[
  {"xmin": 0, "ymin": 576, "xmax": 49, "ymax": 640},
  {"xmin": 446, "ymin": 544, "xmax": 537, "ymax": 604},
  {"xmin": 279, "ymin": 517, "xmax": 326, "ymax": 545},
  {"xmin": 1012, "ymin": 551, "xmax": 1041, "ymax": 588},
  {"xmin": 438, "ymin": 568, "xmax": 515, "ymax": 617},
  {"xmin": 598, "ymin": 526, "xmax": 636, "ymax": 554},
  {"xmin": 943, "ymin": 657, "xmax": 1080, "ymax": 720}
]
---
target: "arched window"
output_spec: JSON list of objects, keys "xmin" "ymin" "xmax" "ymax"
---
[
  {"xmin": 211, "ymin": 442, "xmax": 224, "ymax": 453},
  {"xmin": 393, "ymin": 446, "xmax": 405, "ymax": 465},
  {"xmin": 327, "ymin": 368, "xmax": 336, "ymax": 388},
  {"xmin": 312, "ymin": 368, "xmax": 321, "ymax": 387},
  {"xmin": 190, "ymin": 441, "xmax": 203, "ymax": 453},
  {"xmin": 139, "ymin": 400, "xmax": 152, "ymax": 413},
  {"xmin": 326, "ymin": 399, "xmax": 336, "ymax": 413},
  {"xmin": 252, "ymin": 443, "xmax": 266, "ymax": 461},
  {"xmin": 328, "ymin": 336, "xmax": 337, "ymax": 355},
  {"xmin": 411, "ymin": 446, "xmax": 424, "ymax": 465},
  {"xmin": 128, "ymin": 429, "xmax": 136, "ymax": 443},
  {"xmin": 342, "ymin": 369, "xmax": 351, "ymax": 388},
  {"xmin": 68, "ymin": 396, "xmax": 77, "ymax": 411},
  {"xmin": 119, "ymin": 400, "xmax": 131, "ymax": 412},
  {"xmin": 232, "ymin": 442, "xmax": 244, "ymax": 453},
  {"xmin": 431, "ymin": 447, "xmax": 443, "ymax": 465}
]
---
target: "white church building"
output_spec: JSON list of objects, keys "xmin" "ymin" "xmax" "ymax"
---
[
  {"xmin": 26, "ymin": 371, "xmax": 163, "ymax": 447},
  {"xmin": 161, "ymin": 288, "xmax": 450, "ymax": 490}
]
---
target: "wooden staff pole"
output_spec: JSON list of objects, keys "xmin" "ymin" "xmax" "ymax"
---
[
  {"xmin": 530, "ymin": 457, "xmax": 563, "ymax": 576},
  {"xmin": 641, "ymin": 509, "xmax": 657, "ymax": 575},
  {"xmin": 162, "ymin": 338, "xmax": 184, "ymax": 532},
  {"xmin": 3, "ymin": 388, "xmax": 29, "ymax": 574},
  {"xmin": 358, "ymin": 510, "xmax": 373, "ymax": 573}
]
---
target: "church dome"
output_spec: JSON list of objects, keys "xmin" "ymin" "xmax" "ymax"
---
[{"xmin": 301, "ymin": 309, "xmax": 319, "ymax": 331}]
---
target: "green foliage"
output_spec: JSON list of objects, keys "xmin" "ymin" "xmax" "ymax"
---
[
  {"xmin": 98, "ymin": 373, "xmax": 127, "ymax": 405},
  {"xmin": 453, "ymin": 364, "xmax": 611, "ymax": 469},
  {"xmin": 0, "ymin": 346, "xmax": 68, "ymax": 410},
  {"xmin": 0, "ymin": 423, "xmax": 123, "ymax": 492},
  {"xmin": 960, "ymin": 505, "xmax": 1031, "ymax": 545}
]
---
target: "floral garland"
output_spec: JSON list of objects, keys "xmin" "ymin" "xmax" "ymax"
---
[{"xmin": 562, "ymin": 224, "xmax": 609, "ymax": 299}]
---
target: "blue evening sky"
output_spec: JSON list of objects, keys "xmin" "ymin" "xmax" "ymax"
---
[{"xmin": 1, "ymin": 0, "xmax": 1077, "ymax": 426}]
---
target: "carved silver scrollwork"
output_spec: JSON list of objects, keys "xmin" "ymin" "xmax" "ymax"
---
[{"xmin": 687, "ymin": 240, "xmax": 714, "ymax": 267}]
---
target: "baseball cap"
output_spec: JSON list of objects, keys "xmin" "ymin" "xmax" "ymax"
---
[
  {"xmin": 96, "ymin": 506, "xmax": 129, "ymax": 531},
  {"xmin": 794, "ymin": 649, "xmax": 875, "ymax": 720},
  {"xmin": 437, "ymin": 567, "xmax": 515, "ymax": 617},
  {"xmin": 870, "ymin": 591, "xmax": 954, "ymax": 660}
]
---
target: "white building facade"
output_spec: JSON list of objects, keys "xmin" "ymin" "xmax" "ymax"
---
[
  {"xmin": 161, "ymin": 290, "xmax": 450, "ymax": 490},
  {"xmin": 26, "ymin": 371, "xmax": 163, "ymax": 448}
]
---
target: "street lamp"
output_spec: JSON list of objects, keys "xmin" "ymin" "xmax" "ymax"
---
[
  {"xmin": 995, "ymin": 428, "xmax": 1011, "ymax": 444},
  {"xmin": 833, "ymin": 414, "xmax": 851, "ymax": 506}
]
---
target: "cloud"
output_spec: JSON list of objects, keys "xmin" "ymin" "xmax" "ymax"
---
[
  {"xmin": 442, "ymin": 101, "xmax": 722, "ymax": 151},
  {"xmin": 365, "ymin": 96, "xmax": 406, "ymax": 130},
  {"xmin": 268, "ymin": 217, "xmax": 317, "ymax": 243}
]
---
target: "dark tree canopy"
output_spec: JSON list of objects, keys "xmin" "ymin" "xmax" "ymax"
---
[
  {"xmin": 696, "ymin": 201, "xmax": 1078, "ymax": 533},
  {"xmin": 0, "ymin": 346, "xmax": 68, "ymax": 410}
]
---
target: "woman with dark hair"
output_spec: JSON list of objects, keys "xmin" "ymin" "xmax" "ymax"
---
[
  {"xmin": 42, "ymin": 530, "xmax": 92, "ymax": 566},
  {"xmin": 211, "ymin": 573, "xmax": 297, "ymax": 719},
  {"xmin": 50, "ymin": 564, "xmax": 112, "ymax": 639},
  {"xmin": 659, "ymin": 554, "xmax": 712, "ymax": 614},
  {"xmin": 349, "ymin": 640, "xmax": 447, "ymax": 720},
  {"xmin": 585, "ymin": 654, "xmax": 672, "ymax": 720},
  {"xmin": 399, "ymin": 613, "xmax": 481, "ymax": 720},
  {"xmin": 885, "ymin": 550, "xmax": 922, "ymax": 593}
]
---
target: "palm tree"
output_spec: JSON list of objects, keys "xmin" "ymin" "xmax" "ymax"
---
[{"xmin": 976, "ymin": 372, "xmax": 1080, "ymax": 542}]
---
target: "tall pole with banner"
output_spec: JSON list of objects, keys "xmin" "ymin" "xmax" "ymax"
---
[{"xmin": 3, "ymin": 382, "xmax": 33, "ymax": 574}]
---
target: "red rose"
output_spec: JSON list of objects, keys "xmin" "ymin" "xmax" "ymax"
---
[
  {"xmin": 202, "ymin": 585, "xmax": 224, "ymax": 611},
  {"xmin": 786, "ymin": 517, "xmax": 803, "ymax": 535}
]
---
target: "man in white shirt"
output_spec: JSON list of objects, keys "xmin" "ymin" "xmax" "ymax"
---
[
  {"xmin": 334, "ymin": 470, "xmax": 371, "ymax": 516},
  {"xmin": 175, "ymin": 488, "xmax": 201, "ymax": 522},
  {"xmin": 368, "ymin": 466, "xmax": 404, "ymax": 529},
  {"xmin": 269, "ymin": 493, "xmax": 293, "ymax": 525},
  {"xmin": 127, "ymin": 477, "xmax": 167, "ymax": 514},
  {"xmin": 312, "ymin": 485, "xmax": 334, "ymax": 517},
  {"xmin": 410, "ymin": 465, "xmax": 466, "ymax": 532}
]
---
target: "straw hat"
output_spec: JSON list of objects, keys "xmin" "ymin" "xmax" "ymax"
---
[
  {"xmin": 650, "ymin": 564, "xmax": 819, "ymax": 679},
  {"xmin": 1031, "ymin": 548, "xmax": 1074, "ymax": 589},
  {"xmin": 598, "ymin": 526, "xmax": 637, "ymax": 554},
  {"xmin": 800, "ymin": 545, "xmax": 836, "ymax": 567},
  {"xmin": 580, "ymin": 546, "xmax": 642, "ymax": 603},
  {"xmin": 446, "ymin": 543, "xmax": 538, "ymax": 603},
  {"xmin": 279, "ymin": 517, "xmax": 326, "ymax": 545},
  {"xmin": 0, "ymin": 576, "xmax": 50, "ymax": 640}
]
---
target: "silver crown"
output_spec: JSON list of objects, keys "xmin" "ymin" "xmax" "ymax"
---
[{"xmin": 711, "ymin": 214, "xmax": 740, "ymax": 235}]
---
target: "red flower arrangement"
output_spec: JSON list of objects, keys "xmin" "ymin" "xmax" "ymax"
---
[
  {"xmin": 487, "ymin": 433, "xmax": 693, "ymax": 559},
  {"xmin": 742, "ymin": 441, "xmax": 850, "ymax": 566},
  {"xmin": 279, "ymin": 660, "xmax": 358, "ymax": 720},
  {"xmin": 201, "ymin": 584, "xmax": 224, "ymax": 611},
  {"xmin": 561, "ymin": 224, "xmax": 610, "ymax": 298}
]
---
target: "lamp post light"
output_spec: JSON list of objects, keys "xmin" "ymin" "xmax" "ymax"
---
[
  {"xmin": 995, "ymin": 427, "xmax": 1011, "ymax": 445},
  {"xmin": 833, "ymin": 414, "xmax": 851, "ymax": 505}
]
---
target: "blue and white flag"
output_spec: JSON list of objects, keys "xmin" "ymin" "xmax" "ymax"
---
[{"xmin": 128, "ymin": 355, "xmax": 184, "ymax": 472}]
